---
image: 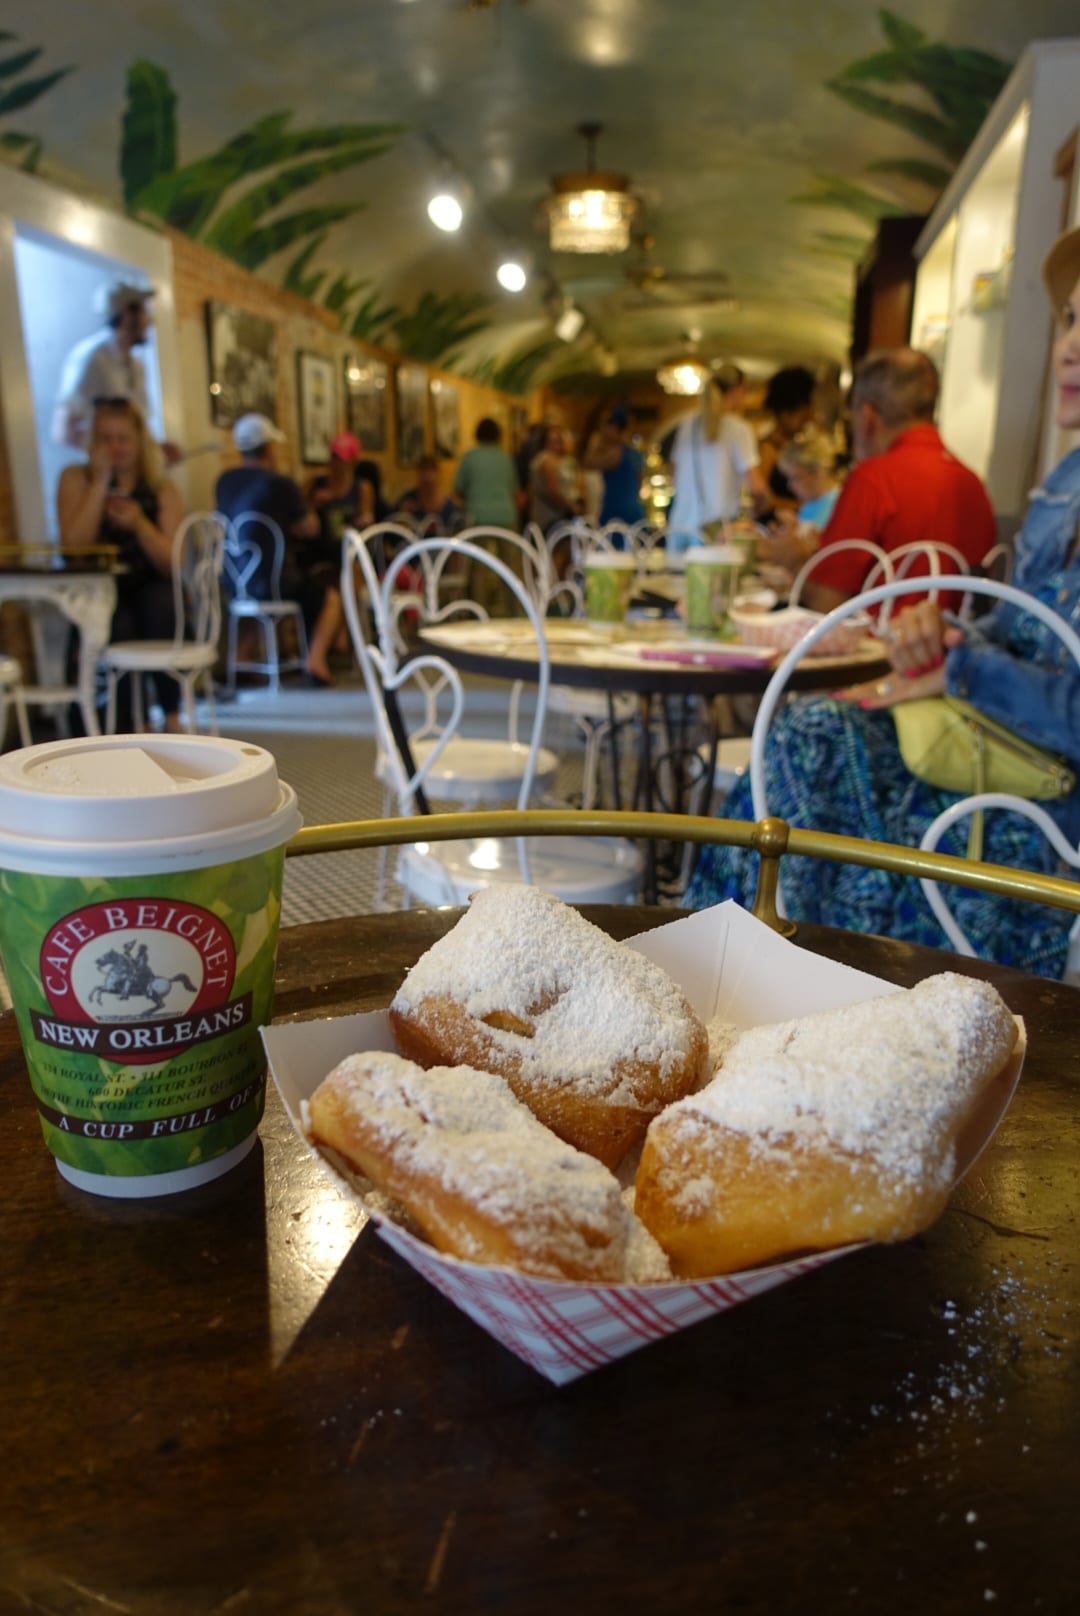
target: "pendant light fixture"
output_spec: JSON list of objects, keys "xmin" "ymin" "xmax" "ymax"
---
[{"xmin": 545, "ymin": 122, "xmax": 639, "ymax": 254}]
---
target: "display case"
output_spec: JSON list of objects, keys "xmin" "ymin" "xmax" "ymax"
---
[{"xmin": 912, "ymin": 41, "xmax": 1080, "ymax": 517}]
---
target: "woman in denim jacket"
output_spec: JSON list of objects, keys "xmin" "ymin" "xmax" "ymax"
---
[{"xmin": 688, "ymin": 226, "xmax": 1080, "ymax": 977}]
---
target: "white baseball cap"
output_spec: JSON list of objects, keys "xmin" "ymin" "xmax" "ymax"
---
[
  {"xmin": 98, "ymin": 280, "xmax": 154, "ymax": 322},
  {"xmin": 233, "ymin": 413, "xmax": 286, "ymax": 453}
]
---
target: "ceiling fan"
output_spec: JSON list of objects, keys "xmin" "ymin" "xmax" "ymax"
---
[{"xmin": 622, "ymin": 262, "xmax": 736, "ymax": 305}]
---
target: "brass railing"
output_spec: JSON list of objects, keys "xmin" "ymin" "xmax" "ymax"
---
[{"xmin": 285, "ymin": 809, "xmax": 1080, "ymax": 937}]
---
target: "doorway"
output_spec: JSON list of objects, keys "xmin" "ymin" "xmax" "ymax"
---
[{"xmin": 13, "ymin": 226, "xmax": 165, "ymax": 542}]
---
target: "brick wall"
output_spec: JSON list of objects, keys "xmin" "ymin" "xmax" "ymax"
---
[{"xmin": 168, "ymin": 229, "xmax": 541, "ymax": 515}]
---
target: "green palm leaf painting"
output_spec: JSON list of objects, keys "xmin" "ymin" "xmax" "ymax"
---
[
  {"xmin": 794, "ymin": 10, "xmax": 1012, "ymax": 248},
  {"xmin": 121, "ymin": 61, "xmax": 402, "ymax": 272},
  {"xmin": 0, "ymin": 33, "xmax": 72, "ymax": 172},
  {"xmin": 826, "ymin": 11, "xmax": 1010, "ymax": 162},
  {"xmin": 349, "ymin": 290, "xmax": 400, "ymax": 343},
  {"xmin": 282, "ymin": 236, "xmax": 330, "ymax": 302},
  {"xmin": 390, "ymin": 292, "xmax": 492, "ymax": 364}
]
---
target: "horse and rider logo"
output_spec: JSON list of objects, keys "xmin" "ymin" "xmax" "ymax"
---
[
  {"xmin": 89, "ymin": 940, "xmax": 198, "ymax": 1014},
  {"xmin": 40, "ymin": 896, "xmax": 237, "ymax": 1037}
]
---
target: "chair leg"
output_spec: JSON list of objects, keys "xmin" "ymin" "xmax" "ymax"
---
[
  {"xmin": 227, "ymin": 614, "xmax": 239, "ymax": 697},
  {"xmin": 201, "ymin": 670, "xmax": 219, "ymax": 736},
  {"xmin": 264, "ymin": 618, "xmax": 279, "ymax": 692},
  {"xmin": 181, "ymin": 675, "xmax": 197, "ymax": 735},
  {"xmin": 586, "ymin": 721, "xmax": 609, "ymax": 811},
  {"xmin": 12, "ymin": 690, "xmax": 31, "ymax": 749},
  {"xmin": 132, "ymin": 674, "xmax": 146, "ymax": 734},
  {"xmin": 105, "ymin": 668, "xmax": 118, "ymax": 735},
  {"xmin": 294, "ymin": 611, "xmax": 311, "ymax": 675}
]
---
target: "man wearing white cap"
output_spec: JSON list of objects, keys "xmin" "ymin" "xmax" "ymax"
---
[
  {"xmin": 53, "ymin": 281, "xmax": 157, "ymax": 451},
  {"xmin": 215, "ymin": 413, "xmax": 342, "ymax": 686}
]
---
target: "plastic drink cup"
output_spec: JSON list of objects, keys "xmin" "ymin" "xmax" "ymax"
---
[
  {"xmin": 684, "ymin": 544, "xmax": 748, "ymax": 634},
  {"xmin": 0, "ymin": 735, "xmax": 301, "ymax": 1198},
  {"xmin": 585, "ymin": 554, "xmax": 637, "ymax": 623}
]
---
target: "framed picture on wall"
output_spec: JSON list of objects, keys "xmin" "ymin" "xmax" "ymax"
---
[
  {"xmin": 343, "ymin": 353, "xmax": 388, "ymax": 452},
  {"xmin": 205, "ymin": 301, "xmax": 278, "ymax": 427},
  {"xmin": 296, "ymin": 350, "xmax": 336, "ymax": 464},
  {"xmin": 395, "ymin": 363, "xmax": 428, "ymax": 468},
  {"xmin": 429, "ymin": 376, "xmax": 460, "ymax": 460}
]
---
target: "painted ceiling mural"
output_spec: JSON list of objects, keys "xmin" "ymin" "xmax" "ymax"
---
[{"xmin": 1, "ymin": 1, "xmax": 1077, "ymax": 393}]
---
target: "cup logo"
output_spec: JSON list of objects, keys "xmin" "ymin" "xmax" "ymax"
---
[{"xmin": 33, "ymin": 898, "xmax": 245, "ymax": 1065}]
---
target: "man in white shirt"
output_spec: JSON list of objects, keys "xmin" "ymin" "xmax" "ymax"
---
[{"xmin": 52, "ymin": 281, "xmax": 162, "ymax": 453}]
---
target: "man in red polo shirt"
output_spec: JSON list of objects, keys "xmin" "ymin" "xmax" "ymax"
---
[{"xmin": 799, "ymin": 348, "xmax": 995, "ymax": 612}]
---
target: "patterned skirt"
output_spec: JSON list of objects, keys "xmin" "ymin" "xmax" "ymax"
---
[{"xmin": 686, "ymin": 696, "xmax": 1076, "ymax": 980}]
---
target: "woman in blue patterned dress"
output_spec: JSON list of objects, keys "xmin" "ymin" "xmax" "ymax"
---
[{"xmin": 688, "ymin": 227, "xmax": 1080, "ymax": 979}]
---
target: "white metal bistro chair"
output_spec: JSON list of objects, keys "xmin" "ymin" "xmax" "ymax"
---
[
  {"xmin": 341, "ymin": 531, "xmax": 644, "ymax": 909},
  {"xmin": 223, "ymin": 511, "xmax": 309, "ymax": 693},
  {"xmin": 0, "ymin": 656, "xmax": 31, "ymax": 750},
  {"xmin": 102, "ymin": 510, "xmax": 226, "ymax": 735},
  {"xmin": 349, "ymin": 524, "xmax": 560, "ymax": 805},
  {"xmin": 749, "ymin": 574, "xmax": 1080, "ymax": 973}
]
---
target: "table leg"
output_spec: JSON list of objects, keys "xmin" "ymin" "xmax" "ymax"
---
[
  {"xmin": 636, "ymin": 693, "xmax": 657, "ymax": 905},
  {"xmin": 606, "ymin": 690, "xmax": 622, "ymax": 812}
]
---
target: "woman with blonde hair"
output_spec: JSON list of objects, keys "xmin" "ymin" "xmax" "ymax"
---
[
  {"xmin": 665, "ymin": 364, "xmax": 769, "ymax": 544},
  {"xmin": 57, "ymin": 397, "xmax": 185, "ymax": 731}
]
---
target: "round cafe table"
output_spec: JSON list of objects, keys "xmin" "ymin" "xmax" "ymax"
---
[
  {"xmin": 0, "ymin": 906, "xmax": 1076, "ymax": 1614},
  {"xmin": 0, "ymin": 547, "xmax": 121, "ymax": 737},
  {"xmin": 415, "ymin": 617, "xmax": 889, "ymax": 900}
]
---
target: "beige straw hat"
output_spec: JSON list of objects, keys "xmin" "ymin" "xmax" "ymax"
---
[{"xmin": 1042, "ymin": 225, "xmax": 1080, "ymax": 315}]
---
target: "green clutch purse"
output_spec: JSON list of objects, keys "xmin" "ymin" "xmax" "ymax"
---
[
  {"xmin": 892, "ymin": 697, "xmax": 1075, "ymax": 860},
  {"xmin": 893, "ymin": 697, "xmax": 1074, "ymax": 799}
]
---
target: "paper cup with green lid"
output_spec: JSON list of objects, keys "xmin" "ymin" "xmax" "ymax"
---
[{"xmin": 0, "ymin": 735, "xmax": 301, "ymax": 1198}]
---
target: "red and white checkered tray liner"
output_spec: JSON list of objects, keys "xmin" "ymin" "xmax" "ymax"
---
[{"xmin": 263, "ymin": 902, "xmax": 1023, "ymax": 1385}]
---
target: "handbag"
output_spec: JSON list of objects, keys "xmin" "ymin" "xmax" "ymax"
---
[{"xmin": 893, "ymin": 696, "xmax": 1075, "ymax": 860}]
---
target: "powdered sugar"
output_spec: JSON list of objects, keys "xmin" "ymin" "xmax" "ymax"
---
[
  {"xmin": 669, "ymin": 974, "xmax": 1016, "ymax": 1188},
  {"xmin": 392, "ymin": 886, "xmax": 701, "ymax": 1096}
]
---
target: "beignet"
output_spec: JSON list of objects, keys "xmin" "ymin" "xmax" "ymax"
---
[
  {"xmin": 389, "ymin": 886, "xmax": 708, "ymax": 1168},
  {"xmin": 635, "ymin": 973, "xmax": 1018, "ymax": 1276},
  {"xmin": 308, "ymin": 1050, "xmax": 671, "ymax": 1284}
]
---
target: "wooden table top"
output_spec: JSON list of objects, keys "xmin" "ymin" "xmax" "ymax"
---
[
  {"xmin": 417, "ymin": 616, "xmax": 889, "ymax": 698},
  {"xmin": 1, "ymin": 907, "xmax": 1077, "ymax": 1614}
]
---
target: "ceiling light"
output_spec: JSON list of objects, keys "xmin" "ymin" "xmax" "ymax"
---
[
  {"xmin": 545, "ymin": 122, "xmax": 639, "ymax": 255},
  {"xmin": 554, "ymin": 304, "xmax": 585, "ymax": 342},
  {"xmin": 496, "ymin": 258, "xmax": 528, "ymax": 293},
  {"xmin": 656, "ymin": 357, "xmax": 711, "ymax": 396},
  {"xmin": 428, "ymin": 189, "xmax": 463, "ymax": 232}
]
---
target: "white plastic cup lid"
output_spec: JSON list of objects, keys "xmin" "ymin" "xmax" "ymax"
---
[
  {"xmin": 685, "ymin": 545, "xmax": 747, "ymax": 565},
  {"xmin": 0, "ymin": 735, "xmax": 301, "ymax": 874},
  {"xmin": 585, "ymin": 554, "xmax": 636, "ymax": 569}
]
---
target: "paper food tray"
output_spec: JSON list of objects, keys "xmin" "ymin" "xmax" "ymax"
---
[{"xmin": 263, "ymin": 902, "xmax": 1025, "ymax": 1386}]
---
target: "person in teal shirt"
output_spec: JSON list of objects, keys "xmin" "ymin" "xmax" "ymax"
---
[
  {"xmin": 451, "ymin": 417, "xmax": 521, "ymax": 611},
  {"xmin": 453, "ymin": 418, "xmax": 519, "ymax": 529}
]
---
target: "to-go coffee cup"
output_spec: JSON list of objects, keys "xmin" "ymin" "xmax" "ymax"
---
[
  {"xmin": 684, "ymin": 544, "xmax": 748, "ymax": 635},
  {"xmin": 0, "ymin": 735, "xmax": 301, "ymax": 1198},
  {"xmin": 585, "ymin": 553, "xmax": 637, "ymax": 623}
]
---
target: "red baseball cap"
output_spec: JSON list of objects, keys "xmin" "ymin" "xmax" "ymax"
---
[{"xmin": 330, "ymin": 431, "xmax": 362, "ymax": 461}]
